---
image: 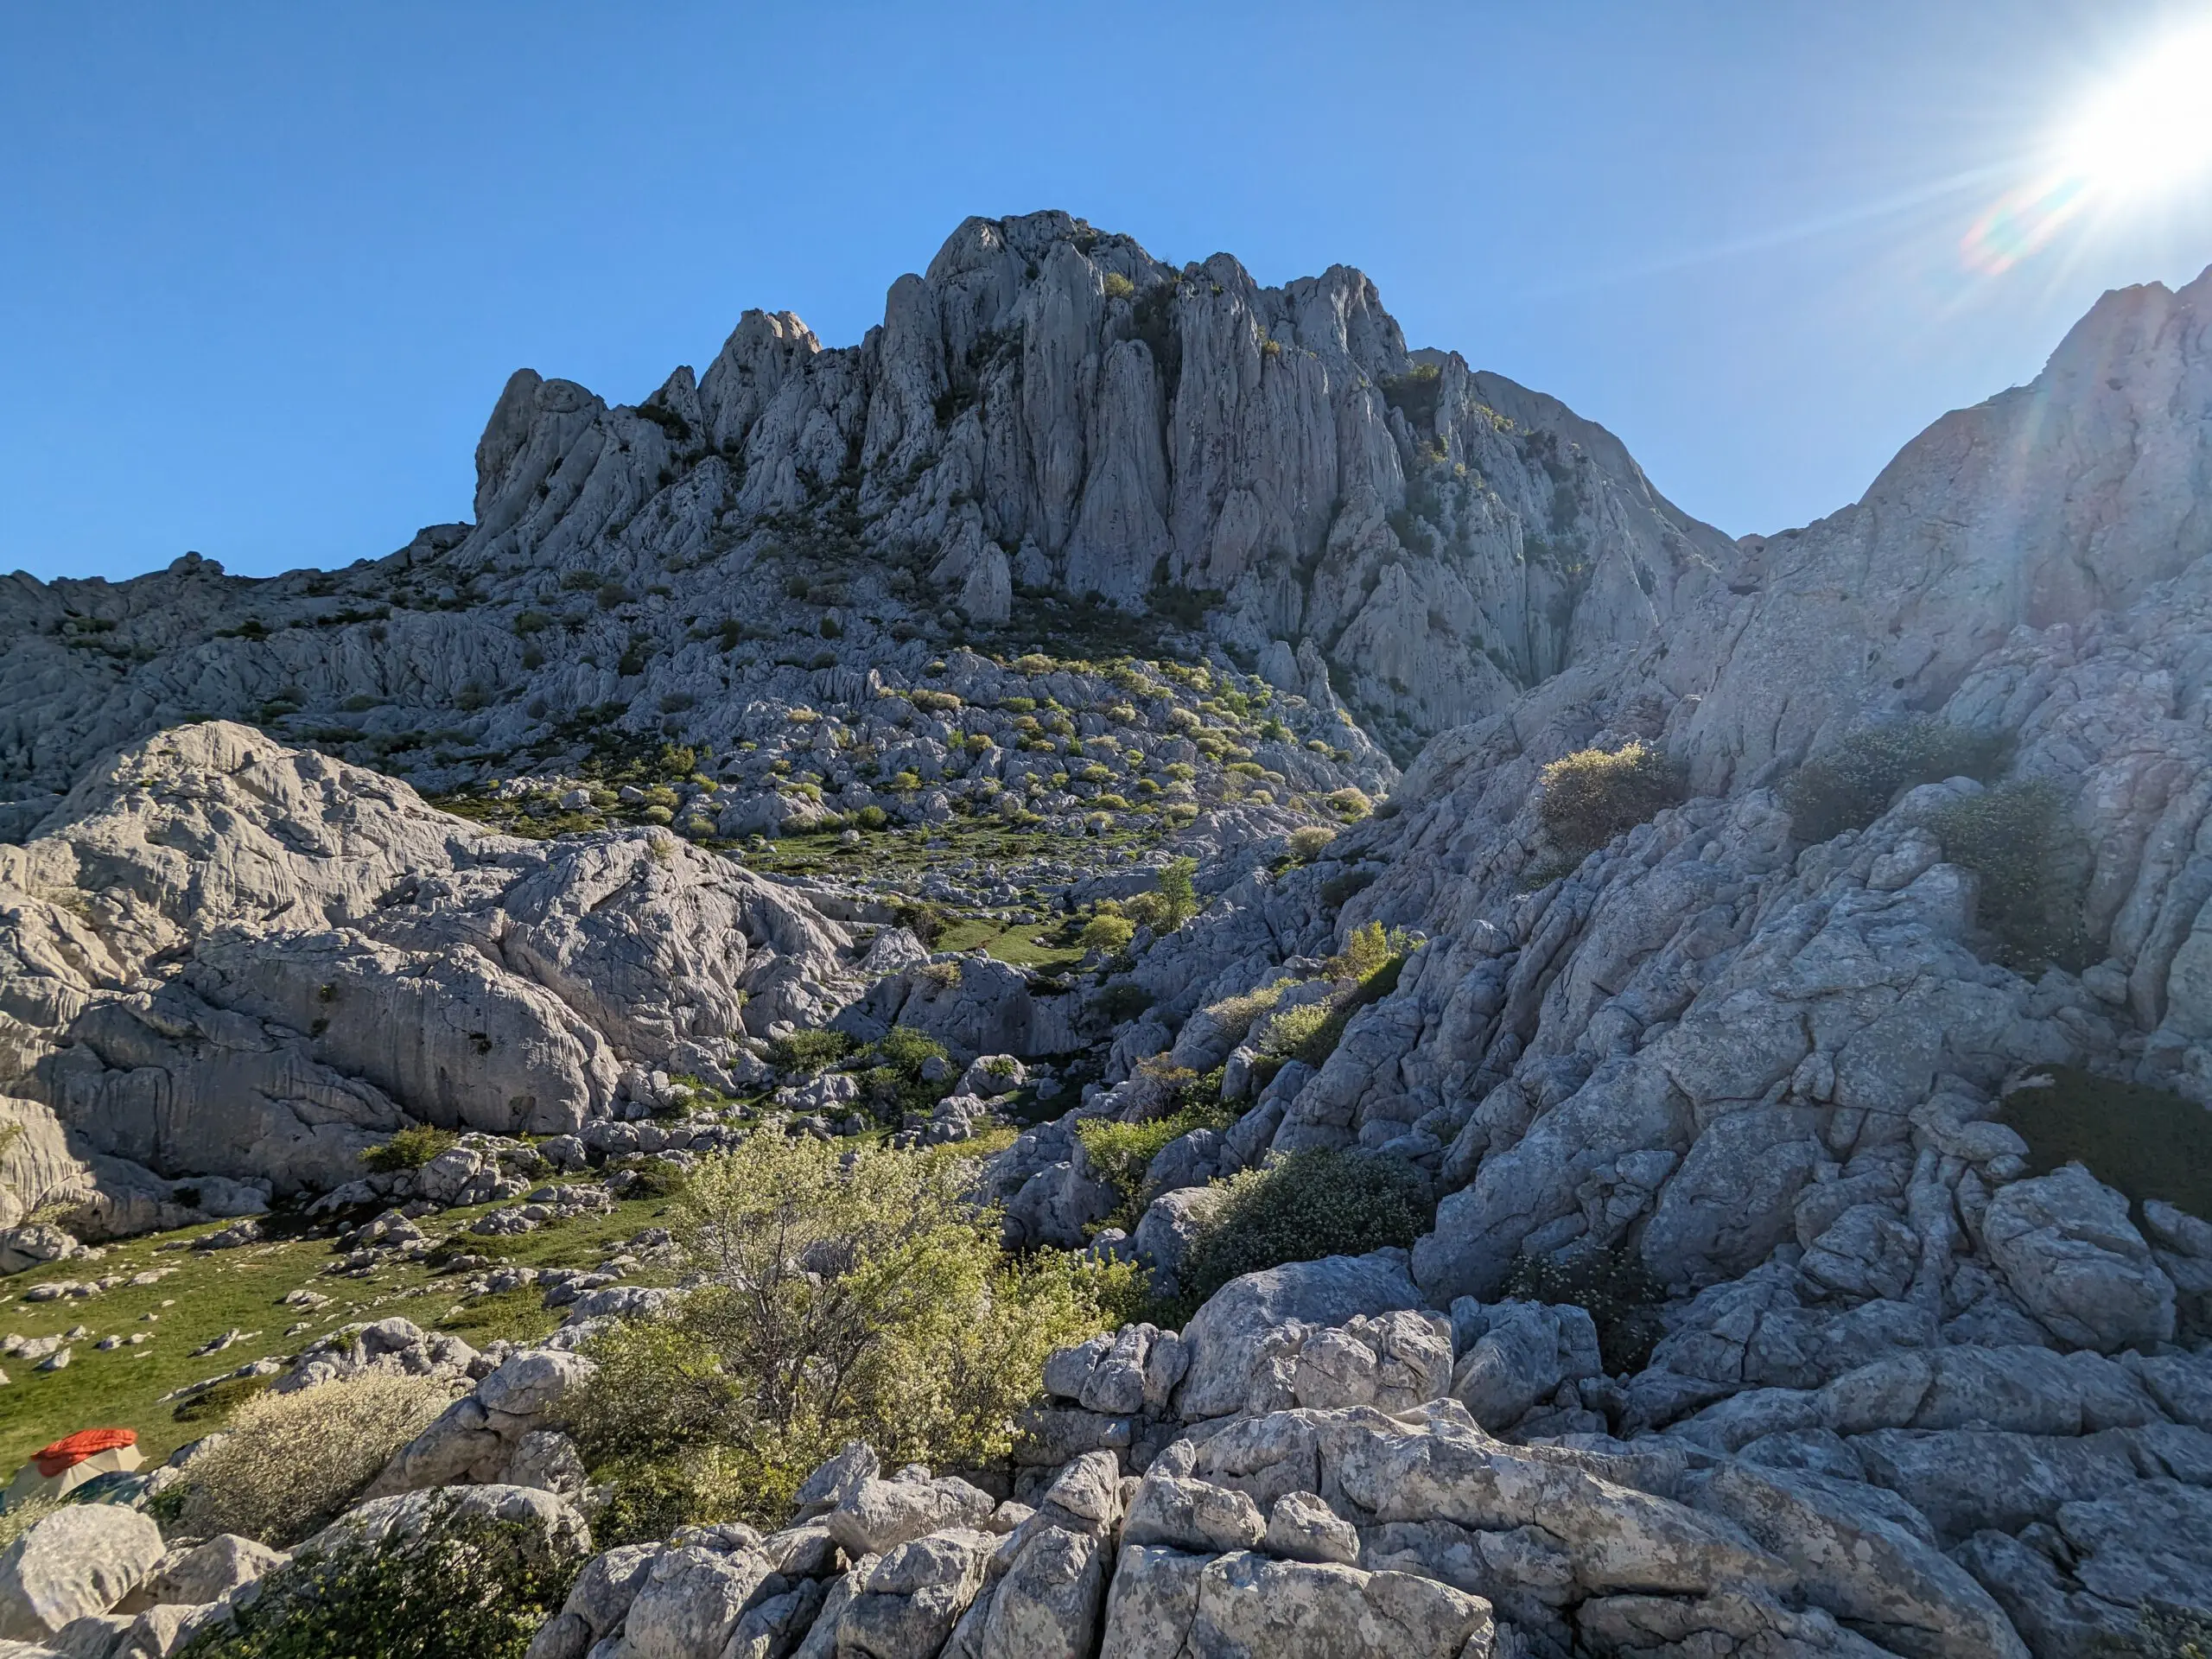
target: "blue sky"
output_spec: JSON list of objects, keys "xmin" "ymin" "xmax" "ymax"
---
[{"xmin": 5, "ymin": 1, "xmax": 2210, "ymax": 582}]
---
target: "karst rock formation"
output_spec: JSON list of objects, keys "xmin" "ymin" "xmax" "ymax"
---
[{"xmin": 4, "ymin": 213, "xmax": 2212, "ymax": 1656}]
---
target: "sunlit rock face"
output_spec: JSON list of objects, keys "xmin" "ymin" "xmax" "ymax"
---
[{"xmin": 0, "ymin": 211, "xmax": 1735, "ymax": 814}]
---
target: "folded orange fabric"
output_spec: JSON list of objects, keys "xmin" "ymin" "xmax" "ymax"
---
[{"xmin": 33, "ymin": 1427, "xmax": 137, "ymax": 1478}]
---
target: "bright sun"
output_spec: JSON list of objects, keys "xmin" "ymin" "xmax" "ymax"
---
[{"xmin": 2055, "ymin": 22, "xmax": 2212, "ymax": 199}]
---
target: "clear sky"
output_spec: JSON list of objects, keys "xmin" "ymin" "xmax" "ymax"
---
[{"xmin": 5, "ymin": 1, "xmax": 2211, "ymax": 583}]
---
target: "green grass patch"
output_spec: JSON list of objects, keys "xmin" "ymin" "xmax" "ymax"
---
[
  {"xmin": 2000, "ymin": 1065, "xmax": 2212, "ymax": 1224},
  {"xmin": 0, "ymin": 1194, "xmax": 678, "ymax": 1468}
]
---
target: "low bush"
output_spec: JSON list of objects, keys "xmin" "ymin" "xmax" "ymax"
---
[
  {"xmin": 1287, "ymin": 825, "xmax": 1338, "ymax": 862},
  {"xmin": 568, "ymin": 1138, "xmax": 1117, "ymax": 1535},
  {"xmin": 362, "ymin": 1124, "xmax": 457, "ymax": 1173},
  {"xmin": 1255, "ymin": 1001, "xmax": 1332, "ymax": 1062},
  {"xmin": 892, "ymin": 899, "xmax": 948, "ymax": 947},
  {"xmin": 1999, "ymin": 1066, "xmax": 2212, "ymax": 1223},
  {"xmin": 1929, "ymin": 780, "xmax": 2089, "ymax": 970},
  {"xmin": 1503, "ymin": 1245, "xmax": 1667, "ymax": 1375},
  {"xmin": 768, "ymin": 1028, "xmax": 853, "ymax": 1076},
  {"xmin": 1245, "ymin": 924, "xmax": 1416, "ymax": 1085},
  {"xmin": 1076, "ymin": 1096, "xmax": 1237, "ymax": 1225},
  {"xmin": 1079, "ymin": 913, "xmax": 1136, "ymax": 955},
  {"xmin": 1172, "ymin": 1152, "xmax": 1434, "ymax": 1316},
  {"xmin": 858, "ymin": 1026, "xmax": 954, "ymax": 1116},
  {"xmin": 1204, "ymin": 980, "xmax": 1290, "ymax": 1039},
  {"xmin": 611, "ymin": 1155, "xmax": 691, "ymax": 1199},
  {"xmin": 180, "ymin": 1491, "xmax": 574, "ymax": 1659},
  {"xmin": 1783, "ymin": 717, "xmax": 2008, "ymax": 844},
  {"xmin": 1537, "ymin": 742, "xmax": 1683, "ymax": 859},
  {"xmin": 1325, "ymin": 787, "xmax": 1373, "ymax": 821},
  {"xmin": 1092, "ymin": 981, "xmax": 1154, "ymax": 1023},
  {"xmin": 169, "ymin": 1374, "xmax": 453, "ymax": 1546}
]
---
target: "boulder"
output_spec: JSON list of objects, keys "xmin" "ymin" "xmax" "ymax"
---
[
  {"xmin": 1447, "ymin": 1300, "xmax": 1603, "ymax": 1432},
  {"xmin": 823, "ymin": 1476, "xmax": 996, "ymax": 1557},
  {"xmin": 1980, "ymin": 1166, "xmax": 2177, "ymax": 1351},
  {"xmin": 1174, "ymin": 1251, "xmax": 1427, "ymax": 1420},
  {"xmin": 0, "ymin": 1508, "xmax": 164, "ymax": 1641}
]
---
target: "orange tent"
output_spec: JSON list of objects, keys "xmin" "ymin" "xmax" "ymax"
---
[{"xmin": 3, "ymin": 1427, "xmax": 143, "ymax": 1507}]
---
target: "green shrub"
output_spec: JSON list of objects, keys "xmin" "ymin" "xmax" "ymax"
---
[
  {"xmin": 169, "ymin": 1375, "xmax": 453, "ymax": 1546},
  {"xmin": 1102, "ymin": 270, "xmax": 1135, "ymax": 300},
  {"xmin": 613, "ymin": 1156, "xmax": 691, "ymax": 1199},
  {"xmin": 1504, "ymin": 1246, "xmax": 1666, "ymax": 1375},
  {"xmin": 179, "ymin": 1490, "xmax": 576, "ymax": 1659},
  {"xmin": 1287, "ymin": 825, "xmax": 1338, "ymax": 861},
  {"xmin": 362, "ymin": 1124, "xmax": 457, "ymax": 1173},
  {"xmin": 1325, "ymin": 787, "xmax": 1373, "ymax": 820},
  {"xmin": 2000, "ymin": 1065, "xmax": 2212, "ymax": 1224},
  {"xmin": 1537, "ymin": 742, "xmax": 1684, "ymax": 858},
  {"xmin": 1783, "ymin": 717, "xmax": 2008, "ymax": 844},
  {"xmin": 1076, "ymin": 1096, "xmax": 1237, "ymax": 1225},
  {"xmin": 893, "ymin": 899, "xmax": 948, "ymax": 946},
  {"xmin": 1256, "ymin": 1002, "xmax": 1331, "ymax": 1061},
  {"xmin": 1155, "ymin": 856, "xmax": 1198, "ymax": 930},
  {"xmin": 1092, "ymin": 981, "xmax": 1154, "ymax": 1023},
  {"xmin": 567, "ymin": 1138, "xmax": 1116, "ymax": 1534},
  {"xmin": 1080, "ymin": 913, "xmax": 1136, "ymax": 955},
  {"xmin": 1245, "ymin": 925, "xmax": 1415, "ymax": 1085},
  {"xmin": 1319, "ymin": 868, "xmax": 1377, "ymax": 909},
  {"xmin": 855, "ymin": 805, "xmax": 889, "ymax": 830},
  {"xmin": 1929, "ymin": 780, "xmax": 2089, "ymax": 970},
  {"xmin": 856, "ymin": 1026, "xmax": 954, "ymax": 1116},
  {"xmin": 769, "ymin": 1028, "xmax": 853, "ymax": 1076},
  {"xmin": 1173, "ymin": 1152, "xmax": 1434, "ymax": 1315}
]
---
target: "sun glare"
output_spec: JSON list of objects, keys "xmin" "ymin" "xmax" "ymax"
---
[{"xmin": 2053, "ymin": 22, "xmax": 2212, "ymax": 200}]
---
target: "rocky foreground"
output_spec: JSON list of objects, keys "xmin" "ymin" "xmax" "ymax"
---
[{"xmin": 2, "ymin": 217, "xmax": 2211, "ymax": 1656}]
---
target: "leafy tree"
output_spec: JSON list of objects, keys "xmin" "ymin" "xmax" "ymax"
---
[
  {"xmin": 568, "ymin": 1139, "xmax": 1119, "ymax": 1535},
  {"xmin": 1156, "ymin": 857, "xmax": 1198, "ymax": 930}
]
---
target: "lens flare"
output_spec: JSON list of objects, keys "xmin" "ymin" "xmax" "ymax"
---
[
  {"xmin": 2055, "ymin": 22, "xmax": 2212, "ymax": 199},
  {"xmin": 1960, "ymin": 173, "xmax": 2092, "ymax": 275},
  {"xmin": 1962, "ymin": 22, "xmax": 2212, "ymax": 275}
]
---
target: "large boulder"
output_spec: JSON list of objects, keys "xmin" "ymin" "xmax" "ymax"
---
[
  {"xmin": 1174, "ymin": 1251, "xmax": 1427, "ymax": 1420},
  {"xmin": 1980, "ymin": 1166, "xmax": 2177, "ymax": 1351},
  {"xmin": 1097, "ymin": 1546, "xmax": 1497, "ymax": 1659},
  {"xmin": 1448, "ymin": 1300, "xmax": 1603, "ymax": 1432},
  {"xmin": 0, "ymin": 1507, "xmax": 165, "ymax": 1641}
]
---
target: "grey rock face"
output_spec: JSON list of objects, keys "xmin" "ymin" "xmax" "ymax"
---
[
  {"xmin": 1173, "ymin": 1250, "xmax": 1425, "ymax": 1420},
  {"xmin": 0, "ymin": 1507, "xmax": 164, "ymax": 1641},
  {"xmin": 1980, "ymin": 1166, "xmax": 2177, "ymax": 1351},
  {"xmin": 0, "ymin": 722, "xmax": 855, "ymax": 1220}
]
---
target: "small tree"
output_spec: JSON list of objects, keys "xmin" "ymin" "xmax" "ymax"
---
[
  {"xmin": 1156, "ymin": 857, "xmax": 1198, "ymax": 930},
  {"xmin": 569, "ymin": 1140, "xmax": 1116, "ymax": 1533}
]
